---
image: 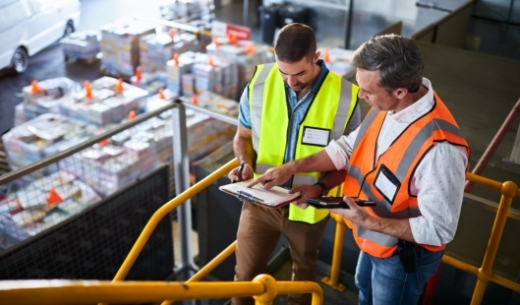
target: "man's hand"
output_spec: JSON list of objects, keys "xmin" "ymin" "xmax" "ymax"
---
[
  {"xmin": 330, "ymin": 196, "xmax": 370, "ymax": 224},
  {"xmin": 228, "ymin": 163, "xmax": 254, "ymax": 182},
  {"xmin": 289, "ymin": 184, "xmax": 323, "ymax": 208},
  {"xmin": 247, "ymin": 163, "xmax": 294, "ymax": 189},
  {"xmin": 331, "ymin": 196, "xmax": 416, "ymax": 242}
]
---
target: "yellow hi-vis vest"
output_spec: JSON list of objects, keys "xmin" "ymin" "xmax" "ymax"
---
[{"xmin": 248, "ymin": 62, "xmax": 359, "ymax": 224}]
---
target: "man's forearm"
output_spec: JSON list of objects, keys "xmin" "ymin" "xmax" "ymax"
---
[
  {"xmin": 361, "ymin": 216, "xmax": 415, "ymax": 242},
  {"xmin": 233, "ymin": 134, "xmax": 255, "ymax": 166},
  {"xmin": 288, "ymin": 149, "xmax": 337, "ymax": 174},
  {"xmin": 319, "ymin": 170, "xmax": 347, "ymax": 192}
]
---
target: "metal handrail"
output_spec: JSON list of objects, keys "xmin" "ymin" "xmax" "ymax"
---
[
  {"xmin": 4, "ymin": 140, "xmax": 518, "ymax": 304},
  {"xmin": 460, "ymin": 180, "xmax": 518, "ymax": 305},
  {"xmin": 112, "ymin": 158, "xmax": 238, "ymax": 282},
  {"xmin": 183, "ymin": 99, "xmax": 239, "ymax": 126},
  {"xmin": 466, "ymin": 172, "xmax": 520, "ymax": 197},
  {"xmin": 110, "ymin": 159, "xmax": 519, "ymax": 304},
  {"xmin": 0, "ymin": 274, "xmax": 323, "ymax": 305},
  {"xmin": 161, "ymin": 241, "xmax": 238, "ymax": 305},
  {"xmin": 465, "ymin": 98, "xmax": 520, "ymax": 192}
]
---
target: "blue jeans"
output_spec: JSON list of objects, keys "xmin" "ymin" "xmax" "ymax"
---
[{"xmin": 355, "ymin": 247, "xmax": 443, "ymax": 305}]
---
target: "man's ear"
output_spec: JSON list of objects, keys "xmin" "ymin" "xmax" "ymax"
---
[
  {"xmin": 394, "ymin": 88, "xmax": 408, "ymax": 99},
  {"xmin": 314, "ymin": 51, "xmax": 321, "ymax": 64}
]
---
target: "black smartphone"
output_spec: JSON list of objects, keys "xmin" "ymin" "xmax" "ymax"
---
[{"xmin": 306, "ymin": 197, "xmax": 376, "ymax": 209}]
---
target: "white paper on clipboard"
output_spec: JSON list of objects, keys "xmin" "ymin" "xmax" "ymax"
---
[{"xmin": 219, "ymin": 180, "xmax": 301, "ymax": 207}]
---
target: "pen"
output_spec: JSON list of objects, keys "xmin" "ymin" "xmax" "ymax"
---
[{"xmin": 233, "ymin": 162, "xmax": 245, "ymax": 183}]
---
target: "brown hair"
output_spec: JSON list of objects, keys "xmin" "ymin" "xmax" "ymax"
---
[{"xmin": 274, "ymin": 23, "xmax": 316, "ymax": 63}]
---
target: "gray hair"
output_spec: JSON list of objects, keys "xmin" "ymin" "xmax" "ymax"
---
[{"xmin": 351, "ymin": 34, "xmax": 423, "ymax": 93}]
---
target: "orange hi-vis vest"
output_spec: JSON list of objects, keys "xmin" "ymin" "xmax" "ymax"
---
[{"xmin": 343, "ymin": 92, "xmax": 470, "ymax": 258}]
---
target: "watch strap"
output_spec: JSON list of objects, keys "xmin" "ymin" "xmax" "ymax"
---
[{"xmin": 313, "ymin": 181, "xmax": 328, "ymax": 196}]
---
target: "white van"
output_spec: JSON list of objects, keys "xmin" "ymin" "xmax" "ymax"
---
[{"xmin": 0, "ymin": 0, "xmax": 81, "ymax": 73}]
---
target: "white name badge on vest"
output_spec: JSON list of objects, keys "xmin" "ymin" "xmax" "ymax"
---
[
  {"xmin": 302, "ymin": 126, "xmax": 330, "ymax": 147},
  {"xmin": 374, "ymin": 164, "xmax": 401, "ymax": 204}
]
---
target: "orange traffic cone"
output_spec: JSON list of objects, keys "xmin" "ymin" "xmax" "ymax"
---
[
  {"xmin": 47, "ymin": 189, "xmax": 63, "ymax": 205},
  {"xmin": 173, "ymin": 53, "xmax": 179, "ymax": 66},
  {"xmin": 208, "ymin": 55, "xmax": 214, "ymax": 67},
  {"xmin": 244, "ymin": 43, "xmax": 255, "ymax": 54},
  {"xmin": 229, "ymin": 34, "xmax": 238, "ymax": 45},
  {"xmin": 158, "ymin": 88, "xmax": 166, "ymax": 100},
  {"xmin": 135, "ymin": 66, "xmax": 142, "ymax": 82},
  {"xmin": 98, "ymin": 138, "xmax": 110, "ymax": 147},
  {"xmin": 127, "ymin": 110, "xmax": 136, "ymax": 120},
  {"xmin": 31, "ymin": 80, "xmax": 42, "ymax": 94},
  {"xmin": 115, "ymin": 78, "xmax": 124, "ymax": 93},
  {"xmin": 323, "ymin": 48, "xmax": 331, "ymax": 63},
  {"xmin": 84, "ymin": 80, "xmax": 93, "ymax": 99},
  {"xmin": 191, "ymin": 93, "xmax": 198, "ymax": 105}
]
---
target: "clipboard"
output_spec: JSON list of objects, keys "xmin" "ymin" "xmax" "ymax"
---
[
  {"xmin": 219, "ymin": 180, "xmax": 301, "ymax": 208},
  {"xmin": 306, "ymin": 197, "xmax": 376, "ymax": 209}
]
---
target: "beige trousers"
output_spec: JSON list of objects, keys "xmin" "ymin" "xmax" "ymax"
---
[{"xmin": 231, "ymin": 202, "xmax": 329, "ymax": 305}]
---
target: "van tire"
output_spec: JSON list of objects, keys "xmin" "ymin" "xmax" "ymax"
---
[
  {"xmin": 11, "ymin": 47, "xmax": 29, "ymax": 74},
  {"xmin": 64, "ymin": 21, "xmax": 75, "ymax": 37}
]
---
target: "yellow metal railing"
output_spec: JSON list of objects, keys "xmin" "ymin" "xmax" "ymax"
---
[
  {"xmin": 160, "ymin": 241, "xmax": 238, "ymax": 305},
  {"xmin": 0, "ymin": 274, "xmax": 323, "ymax": 305},
  {"xmin": 0, "ymin": 157, "xmax": 324, "ymax": 305},
  {"xmin": 451, "ymin": 174, "xmax": 520, "ymax": 305},
  {"xmin": 107, "ymin": 157, "xmax": 321, "ymax": 304},
  {"xmin": 322, "ymin": 172, "xmax": 520, "ymax": 304},
  {"xmin": 320, "ymin": 213, "xmax": 347, "ymax": 291},
  {"xmin": 112, "ymin": 158, "xmax": 239, "ymax": 282},
  {"xmin": 3, "ymin": 159, "xmax": 517, "ymax": 305}
]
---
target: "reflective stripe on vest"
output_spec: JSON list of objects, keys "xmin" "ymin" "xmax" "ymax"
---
[
  {"xmin": 249, "ymin": 62, "xmax": 358, "ymax": 224},
  {"xmin": 353, "ymin": 108, "xmax": 378, "ymax": 149},
  {"xmin": 344, "ymin": 93, "xmax": 470, "ymax": 257}
]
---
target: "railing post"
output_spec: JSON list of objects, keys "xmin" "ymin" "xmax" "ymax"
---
[
  {"xmin": 471, "ymin": 181, "xmax": 518, "ymax": 305},
  {"xmin": 243, "ymin": 0, "xmax": 249, "ymax": 26},
  {"xmin": 344, "ymin": 0, "xmax": 354, "ymax": 49},
  {"xmin": 321, "ymin": 213, "xmax": 347, "ymax": 291},
  {"xmin": 172, "ymin": 99, "xmax": 198, "ymax": 278}
]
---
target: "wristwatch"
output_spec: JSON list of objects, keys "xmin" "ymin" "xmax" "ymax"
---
[{"xmin": 313, "ymin": 181, "xmax": 328, "ymax": 196}]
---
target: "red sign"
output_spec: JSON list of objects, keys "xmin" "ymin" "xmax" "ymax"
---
[
  {"xmin": 212, "ymin": 21, "xmax": 251, "ymax": 41},
  {"xmin": 226, "ymin": 24, "xmax": 251, "ymax": 40}
]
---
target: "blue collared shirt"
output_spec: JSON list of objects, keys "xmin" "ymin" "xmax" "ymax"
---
[{"xmin": 238, "ymin": 59, "xmax": 330, "ymax": 163}]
